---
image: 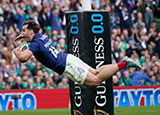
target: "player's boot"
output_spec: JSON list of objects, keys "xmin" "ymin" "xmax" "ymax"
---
[{"xmin": 122, "ymin": 56, "xmax": 142, "ymax": 69}]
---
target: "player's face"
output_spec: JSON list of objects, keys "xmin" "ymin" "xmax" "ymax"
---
[{"xmin": 21, "ymin": 25, "xmax": 32, "ymax": 42}]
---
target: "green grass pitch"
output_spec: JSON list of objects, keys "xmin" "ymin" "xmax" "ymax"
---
[{"xmin": 0, "ymin": 106, "xmax": 160, "ymax": 115}]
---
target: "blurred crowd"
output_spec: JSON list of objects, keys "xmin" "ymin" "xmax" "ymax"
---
[{"xmin": 0, "ymin": 0, "xmax": 160, "ymax": 90}]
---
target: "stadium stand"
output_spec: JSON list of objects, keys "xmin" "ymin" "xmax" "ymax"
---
[{"xmin": 0, "ymin": 0, "xmax": 160, "ymax": 90}]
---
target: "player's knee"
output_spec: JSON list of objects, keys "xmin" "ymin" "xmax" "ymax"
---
[{"xmin": 93, "ymin": 82, "xmax": 101, "ymax": 86}]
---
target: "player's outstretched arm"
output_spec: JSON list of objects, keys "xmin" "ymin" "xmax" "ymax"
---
[{"xmin": 13, "ymin": 44, "xmax": 33, "ymax": 63}]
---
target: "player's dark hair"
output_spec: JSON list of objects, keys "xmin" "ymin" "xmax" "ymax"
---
[{"xmin": 23, "ymin": 20, "xmax": 40, "ymax": 34}]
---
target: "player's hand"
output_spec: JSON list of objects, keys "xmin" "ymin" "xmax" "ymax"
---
[
  {"xmin": 13, "ymin": 41, "xmax": 26, "ymax": 52},
  {"xmin": 15, "ymin": 34, "xmax": 24, "ymax": 41},
  {"xmin": 14, "ymin": 38, "xmax": 27, "ymax": 48}
]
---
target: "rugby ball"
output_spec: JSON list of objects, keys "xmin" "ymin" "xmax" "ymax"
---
[{"xmin": 19, "ymin": 43, "xmax": 30, "ymax": 51}]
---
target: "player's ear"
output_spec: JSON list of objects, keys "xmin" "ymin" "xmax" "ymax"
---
[{"xmin": 29, "ymin": 29, "xmax": 34, "ymax": 35}]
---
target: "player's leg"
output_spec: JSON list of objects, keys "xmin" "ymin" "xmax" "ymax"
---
[
  {"xmin": 84, "ymin": 64, "xmax": 119, "ymax": 86},
  {"xmin": 83, "ymin": 56, "xmax": 142, "ymax": 86}
]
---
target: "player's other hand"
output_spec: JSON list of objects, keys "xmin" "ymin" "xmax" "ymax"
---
[
  {"xmin": 14, "ymin": 34, "xmax": 27, "ymax": 47},
  {"xmin": 13, "ymin": 41, "xmax": 27, "ymax": 52}
]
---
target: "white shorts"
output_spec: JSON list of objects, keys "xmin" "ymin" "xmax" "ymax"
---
[{"xmin": 63, "ymin": 54, "xmax": 90, "ymax": 85}]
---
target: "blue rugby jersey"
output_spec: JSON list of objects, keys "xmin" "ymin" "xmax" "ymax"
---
[{"xmin": 29, "ymin": 33, "xmax": 67, "ymax": 75}]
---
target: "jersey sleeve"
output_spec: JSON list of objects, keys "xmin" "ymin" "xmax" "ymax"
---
[{"xmin": 29, "ymin": 42, "xmax": 39, "ymax": 53}]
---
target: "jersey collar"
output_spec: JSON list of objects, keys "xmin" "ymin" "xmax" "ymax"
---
[{"xmin": 32, "ymin": 32, "xmax": 41, "ymax": 41}]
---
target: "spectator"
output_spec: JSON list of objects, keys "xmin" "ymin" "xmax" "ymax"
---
[
  {"xmin": 144, "ymin": 0, "xmax": 154, "ymax": 29},
  {"xmin": 59, "ymin": 38, "xmax": 67, "ymax": 52},
  {"xmin": 0, "ymin": 74, "xmax": 5, "ymax": 90},
  {"xmin": 32, "ymin": 0, "xmax": 41, "ymax": 7},
  {"xmin": 143, "ymin": 57, "xmax": 151, "ymax": 70},
  {"xmin": 57, "ymin": 29, "xmax": 66, "ymax": 39},
  {"xmin": 58, "ymin": 77, "xmax": 69, "ymax": 88},
  {"xmin": 113, "ymin": 75, "xmax": 120, "ymax": 86},
  {"xmin": 38, "ymin": 5, "xmax": 51, "ymax": 32},
  {"xmin": 11, "ymin": 77, "xmax": 24, "ymax": 89},
  {"xmin": 32, "ymin": 62, "xmax": 42, "ymax": 76},
  {"xmin": 51, "ymin": 8, "xmax": 62, "ymax": 31},
  {"xmin": 118, "ymin": 33, "xmax": 129, "ymax": 52},
  {"xmin": 154, "ymin": 0, "xmax": 160, "ymax": 18},
  {"xmin": 23, "ymin": 69, "xmax": 32, "ymax": 78},
  {"xmin": 33, "ymin": 77, "xmax": 45, "ymax": 89},
  {"xmin": 52, "ymin": 35, "xmax": 58, "ymax": 47},
  {"xmin": 24, "ymin": 5, "xmax": 33, "ymax": 21},
  {"xmin": 22, "ymin": 75, "xmax": 29, "ymax": 89},
  {"xmin": 0, "ymin": 59, "xmax": 6, "ymax": 72},
  {"xmin": 130, "ymin": 68, "xmax": 157, "ymax": 86},
  {"xmin": 112, "ymin": 40, "xmax": 121, "ymax": 61},
  {"xmin": 12, "ymin": 7, "xmax": 25, "ymax": 31},
  {"xmin": 25, "ymin": 59, "xmax": 36, "ymax": 72},
  {"xmin": 43, "ymin": 77, "xmax": 55, "ymax": 89},
  {"xmin": 27, "ymin": 78, "xmax": 35, "ymax": 89},
  {"xmin": 1, "ymin": 47, "xmax": 11, "ymax": 64},
  {"xmin": 2, "ymin": 64, "xmax": 11, "ymax": 82},
  {"xmin": 45, "ymin": 26, "xmax": 52, "ymax": 39},
  {"xmin": 144, "ymin": 75, "xmax": 157, "ymax": 86},
  {"xmin": 36, "ymin": 69, "xmax": 44, "ymax": 80},
  {"xmin": 16, "ymin": 65, "xmax": 26, "ymax": 77},
  {"xmin": 120, "ymin": 70, "xmax": 131, "ymax": 86},
  {"xmin": 52, "ymin": 72, "xmax": 62, "ymax": 85},
  {"xmin": 6, "ymin": 76, "xmax": 14, "ymax": 89},
  {"xmin": 115, "ymin": 0, "xmax": 135, "ymax": 36}
]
